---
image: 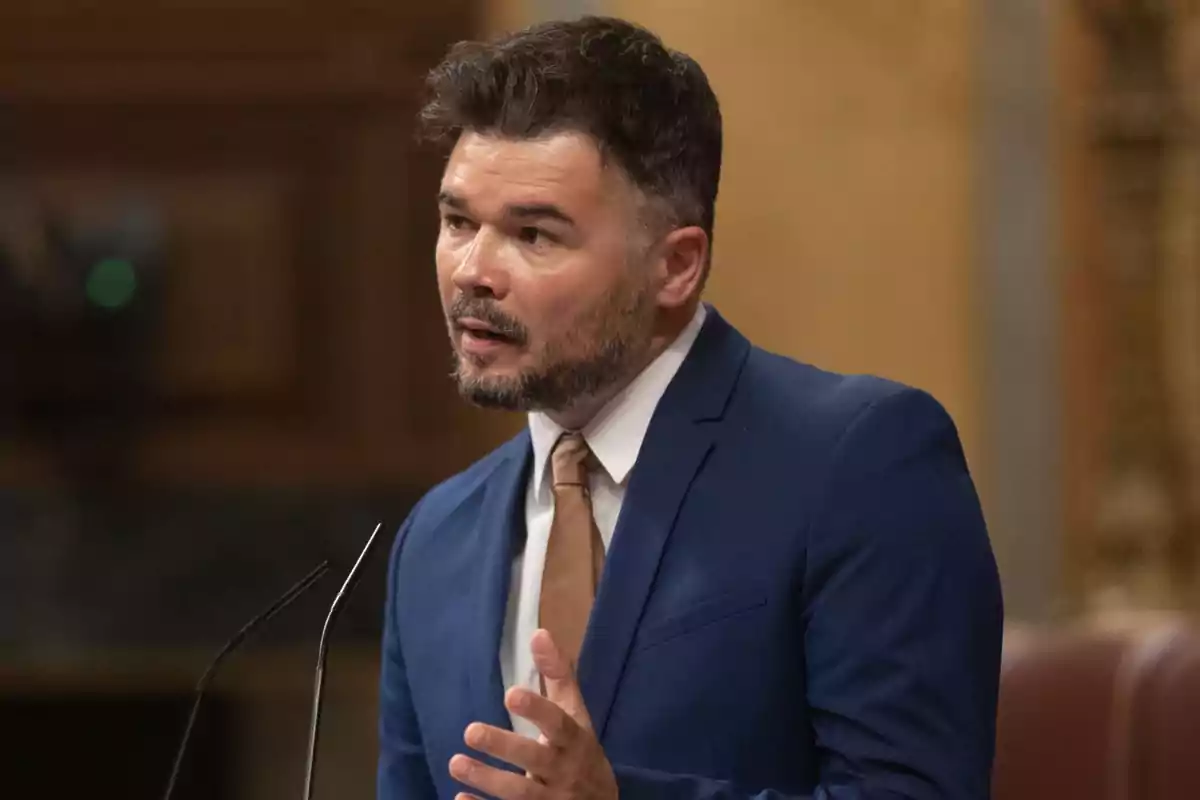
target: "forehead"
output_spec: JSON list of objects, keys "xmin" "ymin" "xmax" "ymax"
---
[{"xmin": 440, "ymin": 131, "xmax": 628, "ymax": 216}]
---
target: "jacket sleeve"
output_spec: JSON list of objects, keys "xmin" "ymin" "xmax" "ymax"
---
[
  {"xmin": 377, "ymin": 504, "xmax": 439, "ymax": 800},
  {"xmin": 614, "ymin": 387, "xmax": 1004, "ymax": 800}
]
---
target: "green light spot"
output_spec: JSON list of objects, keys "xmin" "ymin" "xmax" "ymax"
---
[{"xmin": 85, "ymin": 258, "xmax": 138, "ymax": 310}]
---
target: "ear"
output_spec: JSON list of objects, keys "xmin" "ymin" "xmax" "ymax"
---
[{"xmin": 653, "ymin": 225, "xmax": 708, "ymax": 309}]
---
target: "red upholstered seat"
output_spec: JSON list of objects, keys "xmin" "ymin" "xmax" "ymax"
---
[{"xmin": 994, "ymin": 622, "xmax": 1200, "ymax": 800}]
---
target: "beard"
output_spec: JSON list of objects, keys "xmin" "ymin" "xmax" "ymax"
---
[{"xmin": 448, "ymin": 278, "xmax": 656, "ymax": 414}]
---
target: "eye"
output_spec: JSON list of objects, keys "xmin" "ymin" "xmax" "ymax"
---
[
  {"xmin": 518, "ymin": 227, "xmax": 553, "ymax": 246},
  {"xmin": 442, "ymin": 214, "xmax": 474, "ymax": 232}
]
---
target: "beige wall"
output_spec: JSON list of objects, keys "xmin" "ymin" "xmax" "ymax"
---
[
  {"xmin": 484, "ymin": 0, "xmax": 984, "ymax": 480},
  {"xmin": 613, "ymin": 1, "xmax": 981, "ymax": 472}
]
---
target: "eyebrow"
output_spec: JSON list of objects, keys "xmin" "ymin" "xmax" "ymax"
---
[
  {"xmin": 437, "ymin": 191, "xmax": 577, "ymax": 228},
  {"xmin": 506, "ymin": 203, "xmax": 576, "ymax": 227},
  {"xmin": 437, "ymin": 191, "xmax": 468, "ymax": 211}
]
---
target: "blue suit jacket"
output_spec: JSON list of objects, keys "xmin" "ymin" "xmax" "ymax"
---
[{"xmin": 378, "ymin": 308, "xmax": 1003, "ymax": 800}]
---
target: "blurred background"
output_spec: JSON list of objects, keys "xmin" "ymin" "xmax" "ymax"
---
[{"xmin": 2, "ymin": 0, "xmax": 1199, "ymax": 797}]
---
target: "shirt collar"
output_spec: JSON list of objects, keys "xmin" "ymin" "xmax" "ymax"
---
[{"xmin": 528, "ymin": 303, "xmax": 708, "ymax": 504}]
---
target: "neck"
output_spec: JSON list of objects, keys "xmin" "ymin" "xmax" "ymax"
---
[{"xmin": 545, "ymin": 302, "xmax": 697, "ymax": 431}]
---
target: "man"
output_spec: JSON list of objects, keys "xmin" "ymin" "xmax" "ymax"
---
[{"xmin": 379, "ymin": 16, "xmax": 1003, "ymax": 800}]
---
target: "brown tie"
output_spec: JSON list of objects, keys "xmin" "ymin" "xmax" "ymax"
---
[{"xmin": 538, "ymin": 433, "xmax": 606, "ymax": 675}]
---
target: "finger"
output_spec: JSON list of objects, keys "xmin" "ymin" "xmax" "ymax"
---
[
  {"xmin": 506, "ymin": 685, "xmax": 578, "ymax": 747},
  {"xmin": 530, "ymin": 628, "xmax": 573, "ymax": 682},
  {"xmin": 449, "ymin": 754, "xmax": 546, "ymax": 800},
  {"xmin": 455, "ymin": 794, "xmax": 484, "ymax": 800},
  {"xmin": 530, "ymin": 629, "xmax": 592, "ymax": 726},
  {"xmin": 464, "ymin": 721, "xmax": 555, "ymax": 776}
]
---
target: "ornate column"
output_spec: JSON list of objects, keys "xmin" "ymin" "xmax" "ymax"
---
[
  {"xmin": 1074, "ymin": 0, "xmax": 1200, "ymax": 618},
  {"xmin": 1163, "ymin": 10, "xmax": 1200, "ymax": 610}
]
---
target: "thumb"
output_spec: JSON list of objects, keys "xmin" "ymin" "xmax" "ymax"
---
[{"xmin": 531, "ymin": 629, "xmax": 592, "ymax": 726}]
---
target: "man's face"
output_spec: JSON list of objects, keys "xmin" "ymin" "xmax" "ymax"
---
[{"xmin": 436, "ymin": 130, "xmax": 658, "ymax": 414}]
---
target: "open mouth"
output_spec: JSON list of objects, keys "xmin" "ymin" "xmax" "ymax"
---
[
  {"xmin": 456, "ymin": 318, "xmax": 522, "ymax": 352},
  {"xmin": 457, "ymin": 317, "xmax": 519, "ymax": 345},
  {"xmin": 465, "ymin": 327, "xmax": 512, "ymax": 342}
]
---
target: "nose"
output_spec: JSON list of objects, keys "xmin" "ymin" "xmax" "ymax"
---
[{"xmin": 451, "ymin": 226, "xmax": 510, "ymax": 299}]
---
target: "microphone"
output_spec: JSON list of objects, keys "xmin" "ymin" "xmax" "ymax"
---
[
  {"xmin": 302, "ymin": 521, "xmax": 386, "ymax": 800},
  {"xmin": 162, "ymin": 560, "xmax": 331, "ymax": 800}
]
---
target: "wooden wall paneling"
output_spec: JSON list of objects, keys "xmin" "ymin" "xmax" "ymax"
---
[
  {"xmin": 1059, "ymin": 4, "xmax": 1200, "ymax": 616},
  {"xmin": 1058, "ymin": 5, "xmax": 1109, "ymax": 611},
  {"xmin": 0, "ymin": 0, "xmax": 481, "ymax": 489}
]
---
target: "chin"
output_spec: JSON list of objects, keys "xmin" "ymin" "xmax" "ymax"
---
[
  {"xmin": 453, "ymin": 363, "xmax": 526, "ymax": 409},
  {"xmin": 456, "ymin": 355, "xmax": 515, "ymax": 381},
  {"xmin": 457, "ymin": 379, "xmax": 529, "ymax": 411}
]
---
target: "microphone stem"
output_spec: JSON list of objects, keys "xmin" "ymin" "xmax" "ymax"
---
[
  {"xmin": 301, "ymin": 522, "xmax": 383, "ymax": 800},
  {"xmin": 162, "ymin": 560, "xmax": 329, "ymax": 800},
  {"xmin": 302, "ymin": 634, "xmax": 332, "ymax": 800},
  {"xmin": 161, "ymin": 682, "xmax": 208, "ymax": 800}
]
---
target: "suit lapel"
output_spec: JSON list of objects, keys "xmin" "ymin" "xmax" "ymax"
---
[
  {"xmin": 578, "ymin": 307, "xmax": 750, "ymax": 738},
  {"xmin": 466, "ymin": 433, "xmax": 531, "ymax": 737},
  {"xmin": 578, "ymin": 418, "xmax": 714, "ymax": 738}
]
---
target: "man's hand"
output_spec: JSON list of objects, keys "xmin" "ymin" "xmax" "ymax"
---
[{"xmin": 449, "ymin": 629, "xmax": 619, "ymax": 800}]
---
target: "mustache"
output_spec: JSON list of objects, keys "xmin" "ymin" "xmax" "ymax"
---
[{"xmin": 449, "ymin": 296, "xmax": 529, "ymax": 344}]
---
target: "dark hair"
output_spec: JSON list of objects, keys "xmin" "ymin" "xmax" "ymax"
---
[{"xmin": 418, "ymin": 16, "xmax": 722, "ymax": 252}]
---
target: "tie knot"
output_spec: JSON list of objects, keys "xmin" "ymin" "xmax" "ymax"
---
[{"xmin": 551, "ymin": 433, "xmax": 591, "ymax": 487}]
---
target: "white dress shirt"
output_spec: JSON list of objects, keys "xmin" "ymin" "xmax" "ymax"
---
[{"xmin": 499, "ymin": 304, "xmax": 707, "ymax": 737}]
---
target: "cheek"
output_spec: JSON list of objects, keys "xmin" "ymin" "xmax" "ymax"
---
[
  {"xmin": 434, "ymin": 240, "xmax": 459, "ymax": 298},
  {"xmin": 528, "ymin": 286, "xmax": 603, "ymax": 350}
]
